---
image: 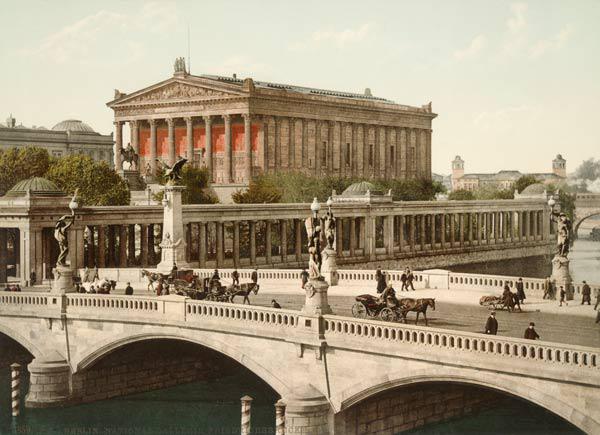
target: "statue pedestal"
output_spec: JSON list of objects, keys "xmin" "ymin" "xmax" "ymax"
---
[
  {"xmin": 320, "ymin": 248, "xmax": 339, "ymax": 286},
  {"xmin": 551, "ymin": 255, "xmax": 573, "ymax": 301},
  {"xmin": 118, "ymin": 169, "xmax": 145, "ymax": 191},
  {"xmin": 302, "ymin": 278, "xmax": 332, "ymax": 316},
  {"xmin": 156, "ymin": 185, "xmax": 192, "ymax": 274},
  {"xmin": 52, "ymin": 265, "xmax": 75, "ymax": 294}
]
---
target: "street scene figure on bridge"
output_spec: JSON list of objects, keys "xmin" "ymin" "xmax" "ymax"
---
[
  {"xmin": 323, "ymin": 209, "xmax": 336, "ymax": 250},
  {"xmin": 552, "ymin": 212, "xmax": 572, "ymax": 257},
  {"xmin": 54, "ymin": 192, "xmax": 78, "ymax": 267}
]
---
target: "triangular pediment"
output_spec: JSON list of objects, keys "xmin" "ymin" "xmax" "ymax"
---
[{"xmin": 112, "ymin": 78, "xmax": 243, "ymax": 106}]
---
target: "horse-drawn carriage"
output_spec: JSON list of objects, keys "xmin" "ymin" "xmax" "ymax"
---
[
  {"xmin": 141, "ymin": 269, "xmax": 259, "ymax": 304},
  {"xmin": 352, "ymin": 294, "xmax": 436, "ymax": 325},
  {"xmin": 479, "ymin": 294, "xmax": 520, "ymax": 312}
]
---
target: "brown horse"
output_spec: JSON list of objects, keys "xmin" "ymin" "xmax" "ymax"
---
[
  {"xmin": 228, "ymin": 283, "xmax": 260, "ymax": 305},
  {"xmin": 399, "ymin": 298, "xmax": 436, "ymax": 326},
  {"xmin": 141, "ymin": 269, "xmax": 164, "ymax": 292}
]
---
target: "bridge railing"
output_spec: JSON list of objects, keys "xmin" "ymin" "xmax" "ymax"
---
[{"xmin": 323, "ymin": 314, "xmax": 599, "ymax": 378}]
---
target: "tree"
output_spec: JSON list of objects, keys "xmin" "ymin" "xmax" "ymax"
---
[
  {"xmin": 376, "ymin": 179, "xmax": 446, "ymax": 201},
  {"xmin": 0, "ymin": 147, "xmax": 51, "ymax": 195},
  {"xmin": 46, "ymin": 155, "xmax": 130, "ymax": 206},
  {"xmin": 448, "ymin": 189, "xmax": 475, "ymax": 200},
  {"xmin": 574, "ymin": 158, "xmax": 600, "ymax": 181},
  {"xmin": 514, "ymin": 175, "xmax": 539, "ymax": 194},
  {"xmin": 178, "ymin": 166, "xmax": 218, "ymax": 204},
  {"xmin": 232, "ymin": 177, "xmax": 282, "ymax": 203},
  {"xmin": 473, "ymin": 185, "xmax": 514, "ymax": 200}
]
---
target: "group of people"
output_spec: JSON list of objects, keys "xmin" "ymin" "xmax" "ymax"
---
[
  {"xmin": 485, "ymin": 311, "xmax": 540, "ymax": 340},
  {"xmin": 376, "ymin": 266, "xmax": 416, "ymax": 294},
  {"xmin": 501, "ymin": 279, "xmax": 526, "ymax": 312},
  {"xmin": 3, "ymin": 284, "xmax": 22, "ymax": 292}
]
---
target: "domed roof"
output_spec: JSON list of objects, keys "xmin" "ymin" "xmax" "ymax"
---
[
  {"xmin": 342, "ymin": 181, "xmax": 381, "ymax": 196},
  {"xmin": 5, "ymin": 177, "xmax": 65, "ymax": 197},
  {"xmin": 52, "ymin": 119, "xmax": 95, "ymax": 133},
  {"xmin": 520, "ymin": 183, "xmax": 546, "ymax": 195}
]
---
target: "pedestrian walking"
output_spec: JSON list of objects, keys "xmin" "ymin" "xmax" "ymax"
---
[
  {"xmin": 400, "ymin": 269, "xmax": 408, "ymax": 291},
  {"xmin": 375, "ymin": 266, "xmax": 383, "ymax": 283},
  {"xmin": 406, "ymin": 268, "xmax": 416, "ymax": 291},
  {"xmin": 376, "ymin": 272, "xmax": 387, "ymax": 294},
  {"xmin": 581, "ymin": 281, "xmax": 591, "ymax": 305},
  {"xmin": 251, "ymin": 268, "xmax": 258, "ymax": 284},
  {"xmin": 485, "ymin": 312, "xmax": 498, "ymax": 335},
  {"xmin": 524, "ymin": 322, "xmax": 540, "ymax": 340},
  {"xmin": 125, "ymin": 282, "xmax": 134, "ymax": 296},
  {"xmin": 232, "ymin": 269, "xmax": 240, "ymax": 286},
  {"xmin": 559, "ymin": 286, "xmax": 568, "ymax": 306},
  {"xmin": 300, "ymin": 268, "xmax": 309, "ymax": 289},
  {"xmin": 516, "ymin": 278, "xmax": 526, "ymax": 304}
]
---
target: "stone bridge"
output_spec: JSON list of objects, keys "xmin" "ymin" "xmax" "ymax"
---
[
  {"xmin": 0, "ymin": 292, "xmax": 598, "ymax": 434},
  {"xmin": 574, "ymin": 193, "xmax": 600, "ymax": 236}
]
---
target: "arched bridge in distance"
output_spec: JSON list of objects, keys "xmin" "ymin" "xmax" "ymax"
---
[
  {"xmin": 574, "ymin": 193, "xmax": 600, "ymax": 237},
  {"xmin": 0, "ymin": 289, "xmax": 599, "ymax": 434}
]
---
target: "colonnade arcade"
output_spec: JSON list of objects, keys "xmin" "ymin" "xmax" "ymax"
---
[{"xmin": 114, "ymin": 114, "xmax": 433, "ymax": 184}]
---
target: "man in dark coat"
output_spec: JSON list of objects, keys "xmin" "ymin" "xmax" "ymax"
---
[
  {"xmin": 251, "ymin": 268, "xmax": 258, "ymax": 284},
  {"xmin": 559, "ymin": 286, "xmax": 568, "ymax": 306},
  {"xmin": 581, "ymin": 281, "xmax": 591, "ymax": 305},
  {"xmin": 376, "ymin": 272, "xmax": 387, "ymax": 294},
  {"xmin": 485, "ymin": 312, "xmax": 498, "ymax": 335},
  {"xmin": 375, "ymin": 266, "xmax": 383, "ymax": 283},
  {"xmin": 400, "ymin": 269, "xmax": 408, "ymax": 291},
  {"xmin": 211, "ymin": 269, "xmax": 220, "ymax": 281},
  {"xmin": 406, "ymin": 268, "xmax": 416, "ymax": 291},
  {"xmin": 300, "ymin": 268, "xmax": 309, "ymax": 289},
  {"xmin": 516, "ymin": 278, "xmax": 526, "ymax": 303},
  {"xmin": 231, "ymin": 269, "xmax": 240, "ymax": 286},
  {"xmin": 524, "ymin": 322, "xmax": 540, "ymax": 340},
  {"xmin": 271, "ymin": 299, "xmax": 281, "ymax": 309},
  {"xmin": 125, "ymin": 282, "xmax": 134, "ymax": 296}
]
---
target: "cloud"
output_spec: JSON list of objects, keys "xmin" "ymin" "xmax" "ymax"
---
[
  {"xmin": 507, "ymin": 2, "xmax": 528, "ymax": 34},
  {"xmin": 20, "ymin": 2, "xmax": 179, "ymax": 63},
  {"xmin": 530, "ymin": 25, "xmax": 573, "ymax": 58},
  {"xmin": 289, "ymin": 22, "xmax": 373, "ymax": 50},
  {"xmin": 454, "ymin": 35, "xmax": 487, "ymax": 60},
  {"xmin": 473, "ymin": 105, "xmax": 534, "ymax": 129}
]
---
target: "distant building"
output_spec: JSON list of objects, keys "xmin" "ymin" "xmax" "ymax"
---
[
  {"xmin": 0, "ymin": 115, "xmax": 114, "ymax": 166},
  {"xmin": 450, "ymin": 154, "xmax": 566, "ymax": 191}
]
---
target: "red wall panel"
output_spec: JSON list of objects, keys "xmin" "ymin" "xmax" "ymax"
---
[
  {"xmin": 139, "ymin": 128, "xmax": 150, "ymax": 157},
  {"xmin": 193, "ymin": 127, "xmax": 206, "ymax": 150},
  {"xmin": 212, "ymin": 126, "xmax": 224, "ymax": 152},
  {"xmin": 175, "ymin": 126, "xmax": 187, "ymax": 157},
  {"xmin": 157, "ymin": 127, "xmax": 168, "ymax": 156}
]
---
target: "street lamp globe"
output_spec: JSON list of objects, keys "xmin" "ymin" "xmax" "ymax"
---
[
  {"xmin": 311, "ymin": 197, "xmax": 321, "ymax": 214},
  {"xmin": 326, "ymin": 197, "xmax": 333, "ymax": 208},
  {"xmin": 547, "ymin": 197, "xmax": 556, "ymax": 208}
]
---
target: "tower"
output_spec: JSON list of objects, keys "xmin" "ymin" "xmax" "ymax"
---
[
  {"xmin": 552, "ymin": 154, "xmax": 566, "ymax": 178},
  {"xmin": 451, "ymin": 155, "xmax": 465, "ymax": 190}
]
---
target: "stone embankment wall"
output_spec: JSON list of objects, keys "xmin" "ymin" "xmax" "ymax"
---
[
  {"xmin": 70, "ymin": 340, "xmax": 236, "ymax": 404},
  {"xmin": 335, "ymin": 383, "xmax": 503, "ymax": 434}
]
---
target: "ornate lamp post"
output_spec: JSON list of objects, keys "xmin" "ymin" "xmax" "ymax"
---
[
  {"xmin": 321, "ymin": 196, "xmax": 338, "ymax": 286},
  {"xmin": 52, "ymin": 191, "xmax": 79, "ymax": 293}
]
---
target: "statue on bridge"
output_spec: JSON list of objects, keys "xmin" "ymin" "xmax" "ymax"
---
[
  {"xmin": 156, "ymin": 157, "xmax": 188, "ymax": 186},
  {"xmin": 553, "ymin": 212, "xmax": 572, "ymax": 258},
  {"xmin": 54, "ymin": 190, "xmax": 78, "ymax": 267},
  {"xmin": 120, "ymin": 143, "xmax": 139, "ymax": 171}
]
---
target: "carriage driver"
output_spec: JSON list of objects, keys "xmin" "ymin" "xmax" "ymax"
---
[{"xmin": 380, "ymin": 283, "xmax": 399, "ymax": 309}]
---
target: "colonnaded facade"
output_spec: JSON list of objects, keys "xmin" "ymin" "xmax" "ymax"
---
[
  {"xmin": 0, "ymin": 178, "xmax": 553, "ymax": 285},
  {"xmin": 107, "ymin": 60, "xmax": 435, "ymax": 188}
]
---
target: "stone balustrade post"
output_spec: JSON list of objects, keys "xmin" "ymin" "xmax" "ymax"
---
[
  {"xmin": 216, "ymin": 222, "xmax": 224, "ymax": 267},
  {"xmin": 294, "ymin": 219, "xmax": 302, "ymax": 262},
  {"xmin": 198, "ymin": 223, "xmax": 206, "ymax": 268},
  {"xmin": 140, "ymin": 224, "xmax": 148, "ymax": 267},
  {"xmin": 409, "ymin": 215, "xmax": 416, "ymax": 252},
  {"xmin": 349, "ymin": 217, "xmax": 356, "ymax": 256},
  {"xmin": 249, "ymin": 221, "xmax": 256, "ymax": 265},
  {"xmin": 233, "ymin": 221, "xmax": 240, "ymax": 268},
  {"xmin": 265, "ymin": 221, "xmax": 272, "ymax": 264},
  {"xmin": 119, "ymin": 226, "xmax": 128, "ymax": 267},
  {"xmin": 280, "ymin": 220, "xmax": 287, "ymax": 263},
  {"xmin": 440, "ymin": 214, "xmax": 446, "ymax": 248}
]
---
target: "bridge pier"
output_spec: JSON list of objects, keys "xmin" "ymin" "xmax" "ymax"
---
[
  {"xmin": 283, "ymin": 385, "xmax": 332, "ymax": 435},
  {"xmin": 25, "ymin": 351, "xmax": 71, "ymax": 408}
]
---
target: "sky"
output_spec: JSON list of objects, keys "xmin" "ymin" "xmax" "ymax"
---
[{"xmin": 1, "ymin": 0, "xmax": 599, "ymax": 175}]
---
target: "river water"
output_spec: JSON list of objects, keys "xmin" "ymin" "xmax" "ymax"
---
[{"xmin": 1, "ymin": 241, "xmax": 598, "ymax": 434}]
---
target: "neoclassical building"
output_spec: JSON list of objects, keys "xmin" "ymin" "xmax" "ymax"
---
[
  {"xmin": 107, "ymin": 61, "xmax": 436, "ymax": 190},
  {"xmin": 0, "ymin": 115, "xmax": 114, "ymax": 165}
]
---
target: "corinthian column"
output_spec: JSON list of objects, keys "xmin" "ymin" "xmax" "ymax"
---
[
  {"xmin": 167, "ymin": 118, "xmax": 175, "ymax": 165},
  {"xmin": 223, "ymin": 114, "xmax": 232, "ymax": 183},
  {"xmin": 149, "ymin": 119, "xmax": 157, "ymax": 176},
  {"xmin": 113, "ymin": 121, "xmax": 123, "ymax": 170},
  {"xmin": 185, "ymin": 117, "xmax": 193, "ymax": 163},
  {"xmin": 204, "ymin": 116, "xmax": 213, "ymax": 182},
  {"xmin": 243, "ymin": 113, "xmax": 252, "ymax": 183},
  {"xmin": 130, "ymin": 120, "xmax": 139, "ymax": 155}
]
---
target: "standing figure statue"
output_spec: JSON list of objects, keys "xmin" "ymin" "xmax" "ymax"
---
[
  {"xmin": 54, "ymin": 191, "xmax": 78, "ymax": 267},
  {"xmin": 552, "ymin": 212, "xmax": 572, "ymax": 257},
  {"xmin": 323, "ymin": 210, "xmax": 336, "ymax": 250},
  {"xmin": 305, "ymin": 215, "xmax": 323, "ymax": 279}
]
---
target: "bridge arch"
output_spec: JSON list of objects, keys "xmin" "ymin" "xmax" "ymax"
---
[
  {"xmin": 333, "ymin": 368, "xmax": 594, "ymax": 434},
  {"xmin": 73, "ymin": 331, "xmax": 291, "ymax": 398},
  {"xmin": 574, "ymin": 211, "xmax": 600, "ymax": 237},
  {"xmin": 0, "ymin": 322, "xmax": 43, "ymax": 358}
]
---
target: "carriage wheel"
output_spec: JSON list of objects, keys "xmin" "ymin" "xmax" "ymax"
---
[
  {"xmin": 352, "ymin": 303, "xmax": 367, "ymax": 318},
  {"xmin": 379, "ymin": 308, "xmax": 397, "ymax": 322}
]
